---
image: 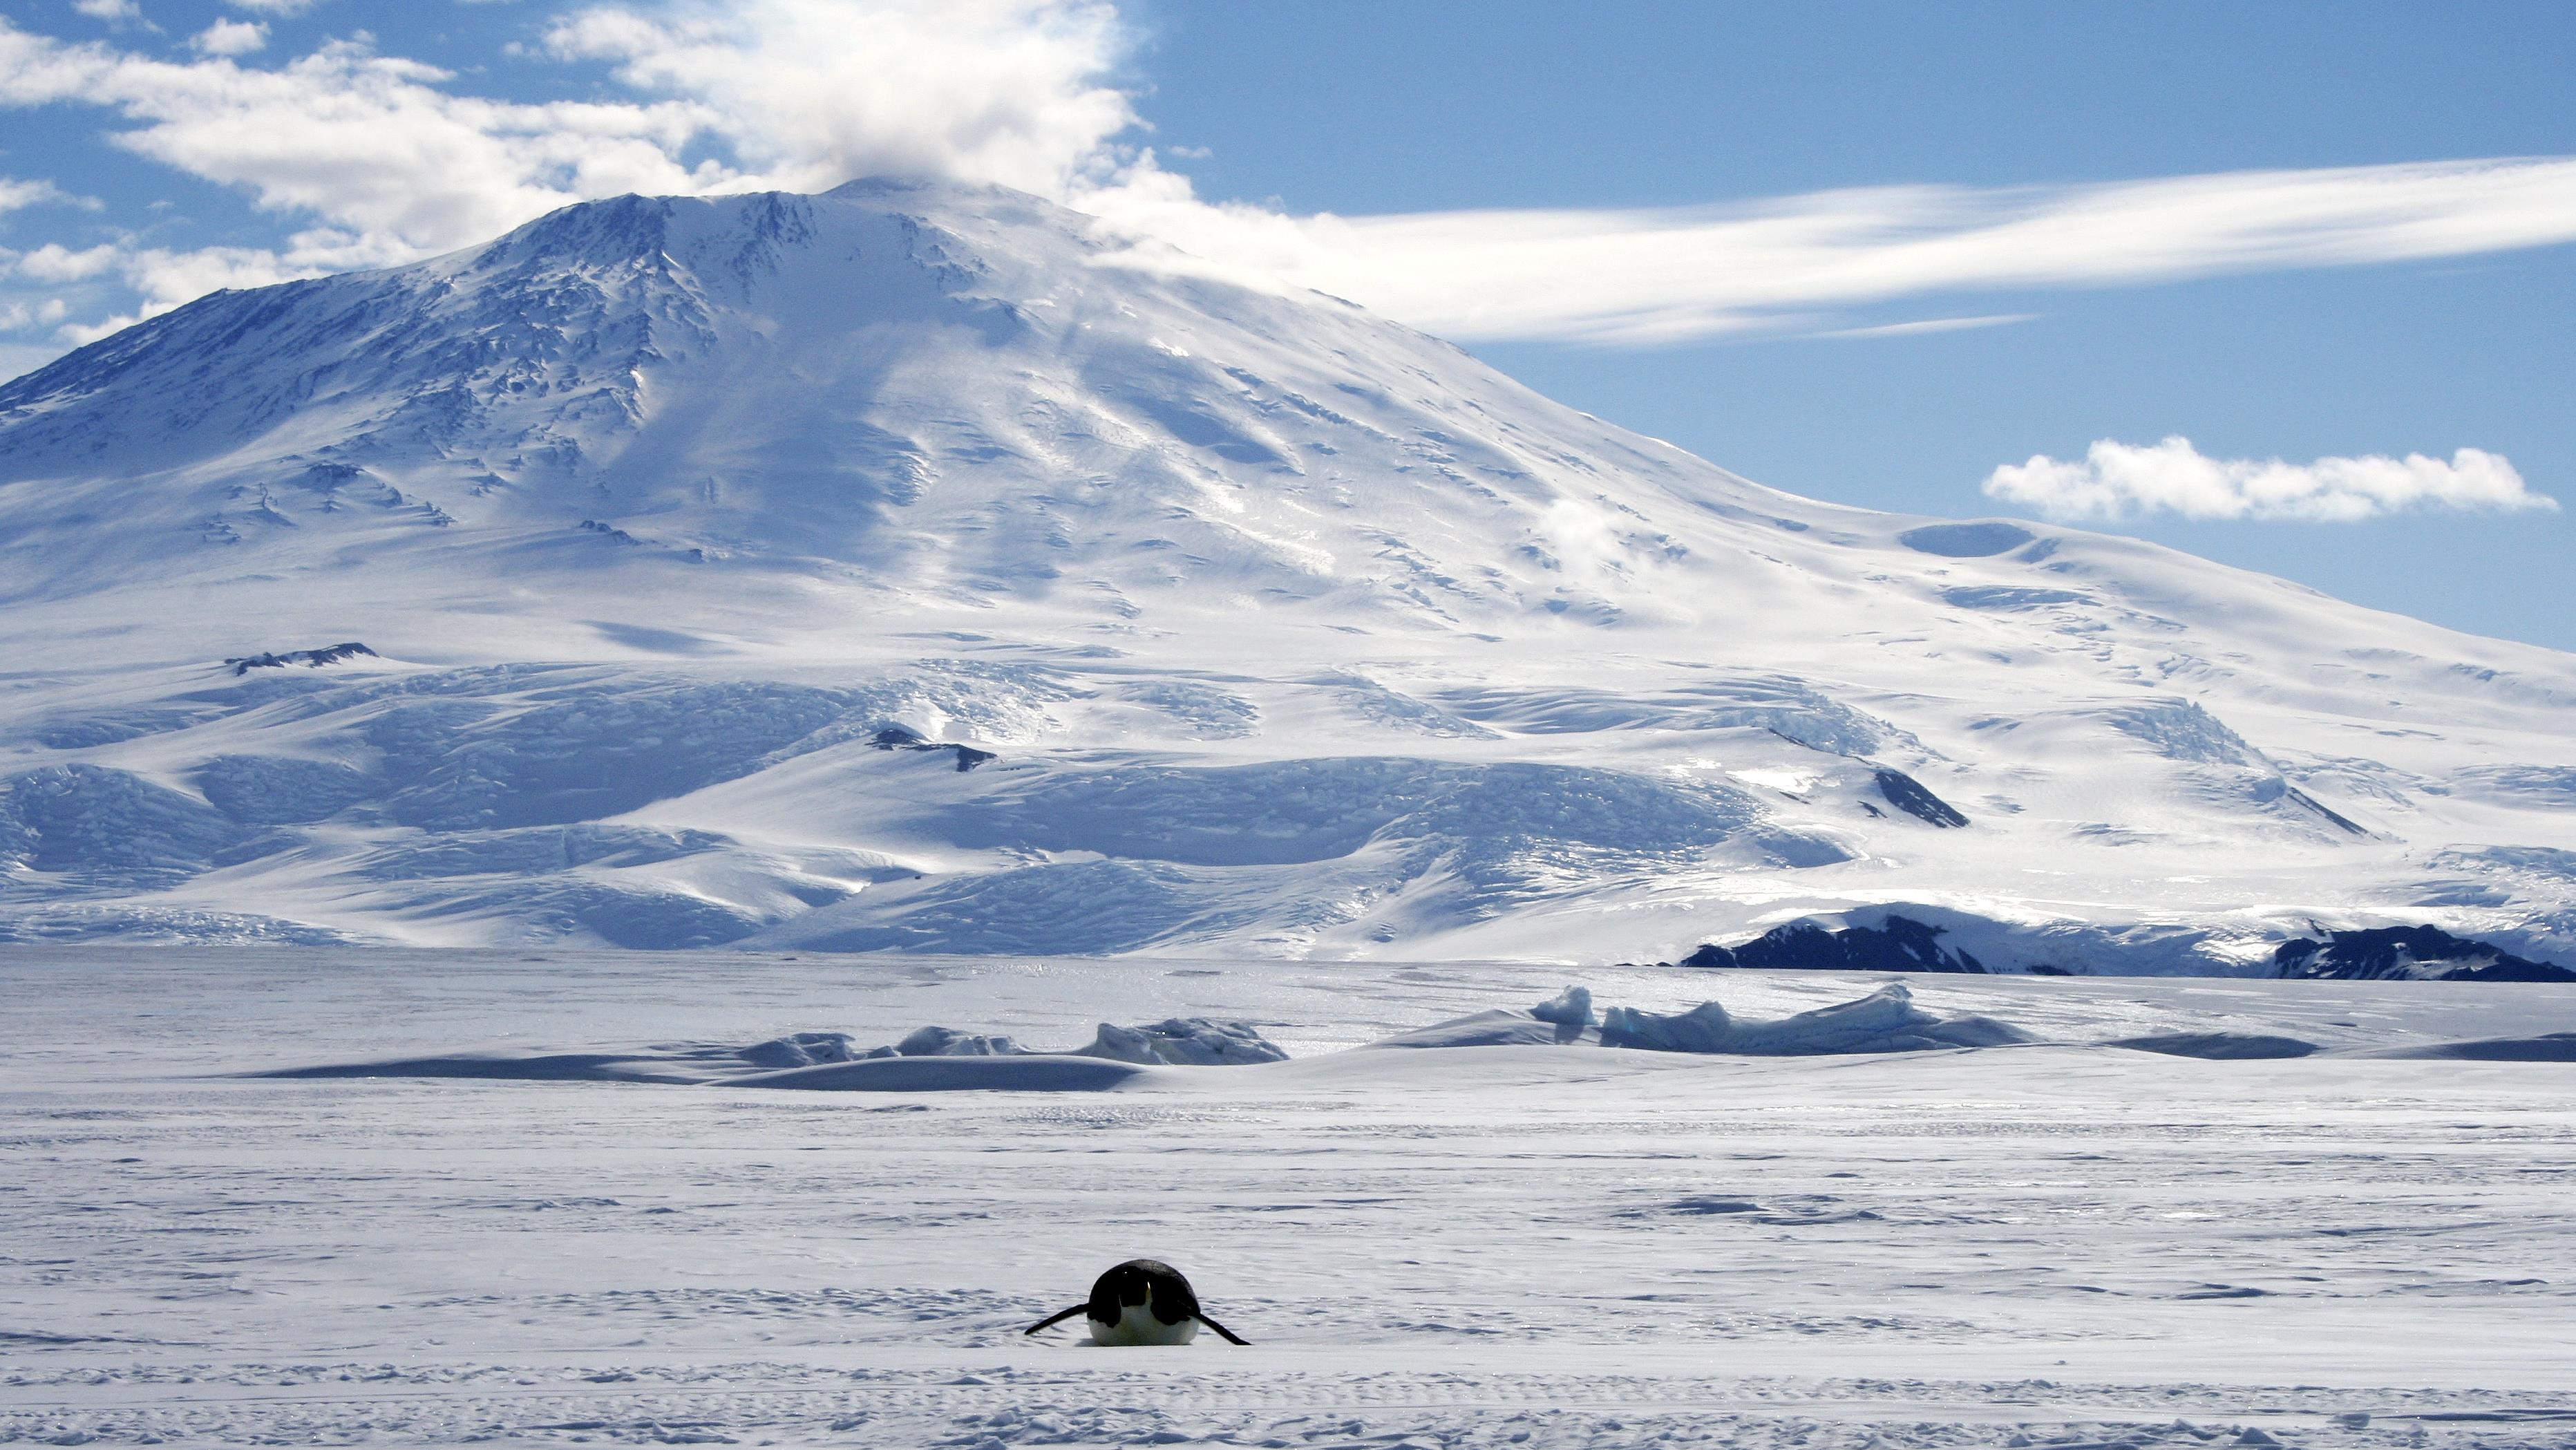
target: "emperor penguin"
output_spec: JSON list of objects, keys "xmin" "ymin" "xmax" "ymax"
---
[{"xmin": 1023, "ymin": 1259, "xmax": 1249, "ymax": 1346}]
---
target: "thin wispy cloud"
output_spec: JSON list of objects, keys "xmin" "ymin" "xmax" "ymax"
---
[
  {"xmin": 1, "ymin": 2, "xmax": 2575, "ymax": 357},
  {"xmin": 1982, "ymin": 437, "xmax": 2555, "ymax": 523},
  {"xmin": 1086, "ymin": 160, "xmax": 2576, "ymax": 343},
  {"xmin": 1810, "ymin": 314, "xmax": 2036, "ymax": 341}
]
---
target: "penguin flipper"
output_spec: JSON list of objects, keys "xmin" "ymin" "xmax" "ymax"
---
[
  {"xmin": 1023, "ymin": 1303, "xmax": 1089, "ymax": 1336},
  {"xmin": 1195, "ymin": 1312, "xmax": 1250, "ymax": 1346}
]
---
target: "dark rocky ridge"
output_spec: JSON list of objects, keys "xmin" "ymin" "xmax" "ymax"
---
[
  {"xmin": 1872, "ymin": 769, "xmax": 1969, "ymax": 828},
  {"xmin": 224, "ymin": 642, "xmax": 378, "ymax": 676},
  {"xmin": 2273, "ymin": 924, "xmax": 2576, "ymax": 982},
  {"xmin": 1683, "ymin": 914, "xmax": 1987, "ymax": 973},
  {"xmin": 1681, "ymin": 914, "xmax": 2573, "ymax": 981},
  {"xmin": 872, "ymin": 725, "xmax": 997, "ymax": 772}
]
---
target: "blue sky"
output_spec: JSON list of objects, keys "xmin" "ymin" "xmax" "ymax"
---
[{"xmin": 3, "ymin": 0, "xmax": 2571, "ymax": 646}]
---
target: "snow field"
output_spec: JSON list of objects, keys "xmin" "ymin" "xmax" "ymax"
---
[{"xmin": 4, "ymin": 948, "xmax": 2575, "ymax": 1446}]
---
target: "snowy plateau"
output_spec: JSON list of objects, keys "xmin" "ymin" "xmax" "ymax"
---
[
  {"xmin": 2, "ymin": 177, "xmax": 2574, "ymax": 970},
  {"xmin": 6, "ymin": 179, "xmax": 2576, "ymax": 1449},
  {"xmin": 6, "ymin": 950, "xmax": 2576, "ymax": 1447}
]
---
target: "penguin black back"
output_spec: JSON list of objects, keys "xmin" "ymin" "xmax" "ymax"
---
[{"xmin": 1024, "ymin": 1259, "xmax": 1249, "ymax": 1346}]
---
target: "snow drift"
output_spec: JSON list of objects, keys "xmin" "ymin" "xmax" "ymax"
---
[
  {"xmin": 1372, "ymin": 983, "xmax": 2036, "ymax": 1054},
  {"xmin": 252, "ymin": 978, "xmax": 2576, "ymax": 1090},
  {"xmin": 260, "ymin": 1015, "xmax": 1285, "ymax": 1091}
]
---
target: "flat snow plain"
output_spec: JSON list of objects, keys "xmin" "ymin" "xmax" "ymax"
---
[{"xmin": 6, "ymin": 947, "xmax": 2575, "ymax": 1448}]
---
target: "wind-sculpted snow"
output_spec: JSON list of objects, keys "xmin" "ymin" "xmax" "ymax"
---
[
  {"xmin": 1966, "ymin": 698, "xmax": 2378, "ymax": 842},
  {"xmin": 2435, "ymin": 845, "xmax": 2576, "ymax": 882},
  {"xmin": 283, "ymin": 979, "xmax": 2566, "ymax": 1086},
  {"xmin": 1897, "ymin": 520, "xmax": 2038, "ymax": 557},
  {"xmin": 1, "ymin": 659, "xmax": 1097, "ymax": 948},
  {"xmin": 1374, "ymin": 982, "xmax": 2038, "ymax": 1054},
  {"xmin": 1086, "ymin": 1016, "xmax": 1289, "ymax": 1065},
  {"xmin": 1605, "ymin": 983, "xmax": 2036, "ymax": 1053},
  {"xmin": 193, "ymin": 754, "xmax": 378, "ymax": 826},
  {"xmin": 357, "ymin": 823, "xmax": 732, "ymax": 880},
  {"xmin": 392, "ymin": 878, "xmax": 768, "ymax": 950},
  {"xmin": 0, "ymin": 764, "xmax": 247, "ymax": 892},
  {"xmin": 2106, "ymin": 1031, "xmax": 2319, "ymax": 1059},
  {"xmin": 2456, "ymin": 764, "xmax": 2576, "ymax": 805},
  {"xmin": 2367, "ymin": 1030, "xmax": 2576, "ymax": 1060},
  {"xmin": 773, "ymin": 858, "xmax": 1269, "ymax": 956},
  {"xmin": 760, "ymin": 757, "xmax": 1842, "ymax": 952},
  {"xmin": 269, "ymin": 973, "xmax": 2576, "ymax": 1073},
  {"xmin": 0, "ymin": 903, "xmax": 357, "ymax": 943},
  {"xmin": 1122, "ymin": 679, "xmax": 1262, "ymax": 738},
  {"xmin": 2099, "ymin": 698, "xmax": 2269, "ymax": 767},
  {"xmin": 947, "ymin": 757, "xmax": 1764, "ymax": 866},
  {"xmin": 261, "ymin": 1014, "xmax": 1284, "ymax": 1089},
  {"xmin": 1439, "ymin": 677, "xmax": 1911, "ymax": 757},
  {"xmin": 357, "ymin": 677, "xmax": 855, "ymax": 830},
  {"xmin": 1310, "ymin": 673, "xmax": 1497, "ymax": 739},
  {"xmin": 1, "ymin": 177, "xmax": 2575, "ymax": 959},
  {"xmin": 20, "ymin": 708, "xmax": 210, "ymax": 750},
  {"xmin": 1939, "ymin": 584, "xmax": 2094, "ymax": 610}
]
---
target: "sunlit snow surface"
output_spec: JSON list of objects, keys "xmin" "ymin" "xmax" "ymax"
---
[
  {"xmin": 6, "ymin": 947, "xmax": 2575, "ymax": 1447},
  {"xmin": 2, "ymin": 180, "xmax": 2575, "ymax": 965}
]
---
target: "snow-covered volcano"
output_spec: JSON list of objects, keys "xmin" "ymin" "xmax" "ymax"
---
[{"xmin": 2, "ymin": 178, "xmax": 2572, "ymax": 969}]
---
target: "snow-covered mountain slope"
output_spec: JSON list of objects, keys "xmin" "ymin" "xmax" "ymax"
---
[{"xmin": 3, "ymin": 178, "xmax": 2573, "ymax": 968}]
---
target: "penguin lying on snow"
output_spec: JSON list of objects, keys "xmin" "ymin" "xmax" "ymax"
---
[{"xmin": 1023, "ymin": 1259, "xmax": 1249, "ymax": 1346}]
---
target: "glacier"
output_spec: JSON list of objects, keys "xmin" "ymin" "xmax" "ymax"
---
[{"xmin": 2, "ymin": 177, "xmax": 2573, "ymax": 969}]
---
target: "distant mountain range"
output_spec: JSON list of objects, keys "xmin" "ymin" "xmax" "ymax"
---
[{"xmin": 2, "ymin": 178, "xmax": 2570, "ymax": 972}]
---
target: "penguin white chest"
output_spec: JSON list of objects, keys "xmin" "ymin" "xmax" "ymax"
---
[{"xmin": 1089, "ymin": 1302, "xmax": 1200, "ymax": 1346}]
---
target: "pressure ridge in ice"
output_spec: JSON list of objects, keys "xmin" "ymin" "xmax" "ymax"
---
[
  {"xmin": 261, "ymin": 979, "xmax": 2576, "ymax": 1091},
  {"xmin": 260, "ymin": 983, "xmax": 2041, "ymax": 1088},
  {"xmin": 3, "ymin": 178, "xmax": 2575, "ymax": 965},
  {"xmin": 263, "ymin": 1014, "xmax": 1285, "ymax": 1090},
  {"xmin": 1374, "ymin": 982, "xmax": 2036, "ymax": 1053}
]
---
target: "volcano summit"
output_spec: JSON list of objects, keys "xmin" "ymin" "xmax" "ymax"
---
[{"xmin": 1, "ymin": 178, "xmax": 2570, "ymax": 969}]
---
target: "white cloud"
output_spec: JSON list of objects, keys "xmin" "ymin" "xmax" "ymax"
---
[
  {"xmin": 1812, "ymin": 313, "xmax": 2034, "ymax": 341},
  {"xmin": 8, "ymin": 242, "xmax": 120, "ymax": 281},
  {"xmin": 0, "ymin": 26, "xmax": 721, "ymax": 256},
  {"xmin": 1082, "ymin": 158, "xmax": 2576, "ymax": 343},
  {"xmin": 226, "ymin": 1, "xmax": 320, "ymax": 14},
  {"xmin": 542, "ymin": 0, "xmax": 1137, "ymax": 198},
  {"xmin": 0, "ymin": 15, "xmax": 737, "ymax": 342},
  {"xmin": 0, "ymin": 2, "xmax": 1142, "ymax": 346},
  {"xmin": 191, "ymin": 19, "xmax": 268, "ymax": 56},
  {"xmin": 0, "ymin": 176, "xmax": 100, "ymax": 213},
  {"xmin": 3, "ymin": 3, "xmax": 2576, "ymax": 359},
  {"xmin": 0, "ymin": 296, "xmax": 68, "ymax": 331},
  {"xmin": 73, "ymin": 0, "xmax": 146, "ymax": 21},
  {"xmin": 1980, "ymin": 436, "xmax": 2557, "ymax": 523}
]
